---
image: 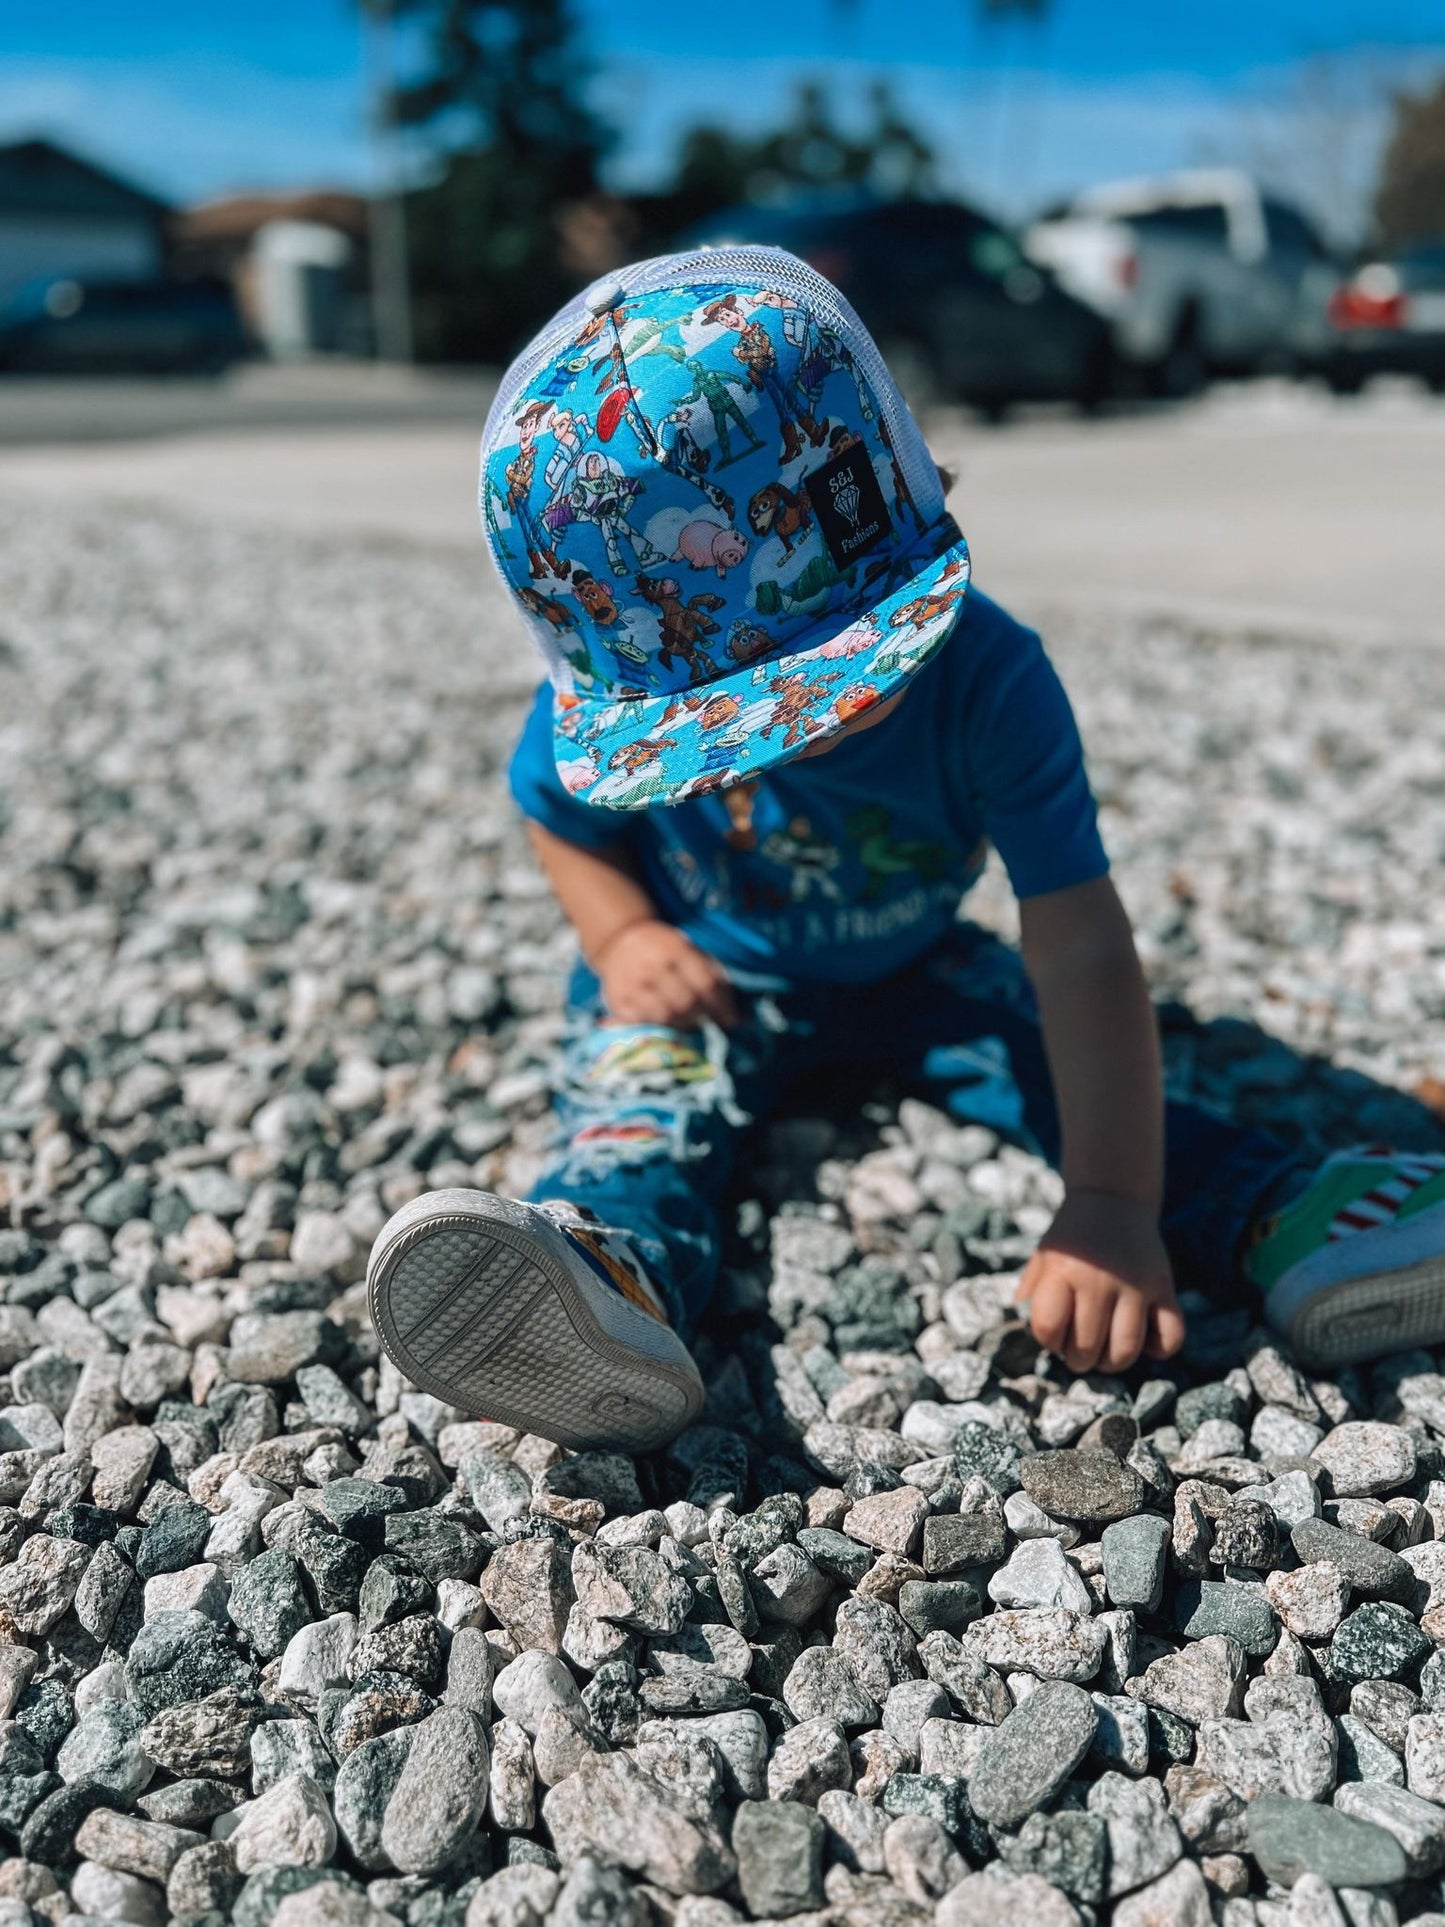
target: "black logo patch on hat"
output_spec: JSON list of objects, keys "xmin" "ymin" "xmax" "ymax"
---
[{"xmin": 804, "ymin": 444, "xmax": 892, "ymax": 570}]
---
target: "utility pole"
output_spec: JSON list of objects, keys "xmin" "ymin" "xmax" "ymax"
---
[{"xmin": 364, "ymin": 0, "xmax": 414, "ymax": 363}]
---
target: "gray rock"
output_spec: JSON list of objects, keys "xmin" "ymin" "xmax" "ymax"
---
[
  {"xmin": 1331, "ymin": 1603, "xmax": 1432, "ymax": 1683},
  {"xmin": 988, "ymin": 1537, "xmax": 1093, "ymax": 1614},
  {"xmin": 968, "ymin": 1680, "xmax": 1098, "ymax": 1827},
  {"xmin": 56, "ymin": 1700, "xmax": 154, "ymax": 1797},
  {"xmin": 1132, "ymin": 1634, "xmax": 1246, "ymax": 1725},
  {"xmin": 781, "ymin": 1646, "xmax": 879, "ymax": 1729},
  {"xmin": 1333, "ymin": 1780, "xmax": 1445, "ymax": 1875},
  {"xmin": 766, "ymin": 1716, "xmax": 852, "ymax": 1804},
  {"xmin": 1087, "ymin": 1770, "xmax": 1183, "ymax": 1897},
  {"xmin": 227, "ymin": 1547, "xmax": 312, "ymax": 1659},
  {"xmin": 250, "ymin": 1718, "xmax": 336, "ymax": 1796},
  {"xmin": 732, "ymin": 1800, "xmax": 824, "ymax": 1917},
  {"xmin": 332, "ymin": 1728, "xmax": 414, "ymax": 1871},
  {"xmin": 1001, "ymin": 1809, "xmax": 1108, "ymax": 1904},
  {"xmin": 543, "ymin": 1751, "xmax": 735, "ymax": 1894},
  {"xmin": 1291, "ymin": 1519, "xmax": 1414, "ymax": 1601},
  {"xmin": 124, "ymin": 1609, "xmax": 258, "ymax": 1717},
  {"xmin": 1102, "ymin": 1514, "xmax": 1172, "ymax": 1612},
  {"xmin": 1313, "ymin": 1425, "xmax": 1417, "ymax": 1498},
  {"xmin": 378, "ymin": 1703, "xmax": 490, "ymax": 1876},
  {"xmin": 571, "ymin": 1540, "xmax": 691, "ymax": 1634},
  {"xmin": 1019, "ymin": 1450, "xmax": 1145, "ymax": 1523},
  {"xmin": 1176, "ymin": 1579, "xmax": 1278, "ymax": 1657},
  {"xmin": 1249, "ymin": 1791, "xmax": 1409, "ymax": 1888}
]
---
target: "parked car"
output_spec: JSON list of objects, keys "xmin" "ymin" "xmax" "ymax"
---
[
  {"xmin": 0, "ymin": 275, "xmax": 248, "ymax": 374},
  {"xmin": 1025, "ymin": 169, "xmax": 1341, "ymax": 394},
  {"xmin": 1321, "ymin": 243, "xmax": 1445, "ymax": 391},
  {"xmin": 684, "ymin": 197, "xmax": 1114, "ymax": 415}
]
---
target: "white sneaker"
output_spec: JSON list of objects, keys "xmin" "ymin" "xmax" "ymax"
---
[{"xmin": 367, "ymin": 1189, "xmax": 704, "ymax": 1453}]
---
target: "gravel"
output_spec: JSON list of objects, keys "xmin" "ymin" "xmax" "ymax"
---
[{"xmin": 5, "ymin": 499, "xmax": 1445, "ymax": 1919}]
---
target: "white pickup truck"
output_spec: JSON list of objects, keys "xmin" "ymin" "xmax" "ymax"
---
[{"xmin": 1025, "ymin": 169, "xmax": 1341, "ymax": 394}]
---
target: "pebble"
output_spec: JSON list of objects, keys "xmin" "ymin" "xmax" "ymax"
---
[
  {"xmin": 378, "ymin": 1704, "xmax": 490, "ymax": 1875},
  {"xmin": 988, "ymin": 1537, "xmax": 1094, "ymax": 1613},
  {"xmin": 1248, "ymin": 1790, "xmax": 1410, "ymax": 1888},
  {"xmin": 1312, "ymin": 1424, "xmax": 1417, "ymax": 1498},
  {"xmin": 1018, "ymin": 1449, "xmax": 1146, "ymax": 1522},
  {"xmin": 969, "ymin": 1679, "xmax": 1098, "ymax": 1826},
  {"xmin": 1102, "ymin": 1513, "xmax": 1172, "ymax": 1612},
  {"xmin": 732, "ymin": 1799, "xmax": 825, "ymax": 1916}
]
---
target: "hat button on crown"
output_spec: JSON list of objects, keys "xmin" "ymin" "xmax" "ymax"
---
[{"xmin": 586, "ymin": 278, "xmax": 626, "ymax": 317}]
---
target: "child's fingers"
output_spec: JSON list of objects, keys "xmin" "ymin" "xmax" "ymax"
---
[
  {"xmin": 1064, "ymin": 1284, "xmax": 1112, "ymax": 1374},
  {"xmin": 1026, "ymin": 1273, "xmax": 1073, "ymax": 1355},
  {"xmin": 1144, "ymin": 1301, "xmax": 1187, "ymax": 1360},
  {"xmin": 1102, "ymin": 1291, "xmax": 1149, "ymax": 1374},
  {"xmin": 698, "ymin": 968, "xmax": 739, "ymax": 1030}
]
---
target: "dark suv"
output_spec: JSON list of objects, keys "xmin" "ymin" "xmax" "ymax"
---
[
  {"xmin": 0, "ymin": 276, "xmax": 248, "ymax": 375},
  {"xmin": 685, "ymin": 197, "xmax": 1114, "ymax": 414}
]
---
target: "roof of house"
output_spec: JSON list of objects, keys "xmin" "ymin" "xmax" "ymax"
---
[
  {"xmin": 175, "ymin": 191, "xmax": 370, "ymax": 248},
  {"xmin": 0, "ymin": 138, "xmax": 171, "ymax": 222}
]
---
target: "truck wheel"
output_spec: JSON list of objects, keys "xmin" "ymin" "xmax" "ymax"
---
[{"xmin": 1150, "ymin": 313, "xmax": 1205, "ymax": 400}]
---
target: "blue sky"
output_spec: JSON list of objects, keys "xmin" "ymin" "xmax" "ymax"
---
[{"xmin": 2, "ymin": 0, "xmax": 1440, "ymax": 232}]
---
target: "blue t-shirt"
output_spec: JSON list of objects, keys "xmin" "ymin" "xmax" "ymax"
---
[{"xmin": 509, "ymin": 591, "xmax": 1108, "ymax": 984}]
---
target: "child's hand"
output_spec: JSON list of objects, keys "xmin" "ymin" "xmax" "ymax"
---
[
  {"xmin": 1016, "ymin": 1189, "xmax": 1186, "ymax": 1374},
  {"xmin": 594, "ymin": 920, "xmax": 739, "ymax": 1031}
]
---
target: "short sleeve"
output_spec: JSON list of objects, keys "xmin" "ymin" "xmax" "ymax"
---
[
  {"xmin": 955, "ymin": 600, "xmax": 1110, "ymax": 900},
  {"xmin": 507, "ymin": 684, "xmax": 637, "ymax": 851}
]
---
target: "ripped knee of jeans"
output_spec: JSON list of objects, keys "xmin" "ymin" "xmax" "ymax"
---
[{"xmin": 568, "ymin": 1019, "xmax": 750, "ymax": 1127}]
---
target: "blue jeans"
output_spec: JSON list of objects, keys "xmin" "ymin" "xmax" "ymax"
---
[{"xmin": 528, "ymin": 924, "xmax": 1305, "ymax": 1340}]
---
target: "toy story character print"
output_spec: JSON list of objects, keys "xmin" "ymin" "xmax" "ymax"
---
[
  {"xmin": 759, "ymin": 816, "xmax": 844, "ymax": 901},
  {"xmin": 747, "ymin": 481, "xmax": 813, "ymax": 558},
  {"xmin": 727, "ymin": 619, "xmax": 775, "ymax": 666},
  {"xmin": 832, "ymin": 681, "xmax": 881, "ymax": 726},
  {"xmin": 703, "ymin": 292, "xmax": 827, "ymax": 465},
  {"xmin": 846, "ymin": 802, "xmax": 956, "ymax": 901},
  {"xmin": 607, "ymin": 737, "xmax": 677, "ymax": 778},
  {"xmin": 671, "ymin": 357, "xmax": 764, "ymax": 469},
  {"xmin": 672, "ymin": 517, "xmax": 749, "ymax": 578},
  {"xmin": 567, "ymin": 450, "xmax": 666, "ymax": 579},
  {"xmin": 760, "ymin": 669, "xmax": 842, "ymax": 750},
  {"xmin": 655, "ymin": 405, "xmax": 735, "ymax": 520},
  {"xmin": 818, "ymin": 612, "xmax": 883, "ymax": 660},
  {"xmin": 635, "ymin": 573, "xmax": 724, "ymax": 682},
  {"xmin": 506, "ymin": 401, "xmax": 568, "ymax": 580},
  {"xmin": 569, "ymin": 569, "xmax": 619, "ymax": 628}
]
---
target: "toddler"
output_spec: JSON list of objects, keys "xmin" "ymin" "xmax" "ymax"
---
[{"xmin": 367, "ymin": 246, "xmax": 1445, "ymax": 1451}]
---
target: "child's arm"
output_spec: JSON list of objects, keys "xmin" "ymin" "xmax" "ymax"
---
[
  {"xmin": 526, "ymin": 820, "xmax": 738, "ymax": 1030},
  {"xmin": 1016, "ymin": 874, "xmax": 1186, "ymax": 1373}
]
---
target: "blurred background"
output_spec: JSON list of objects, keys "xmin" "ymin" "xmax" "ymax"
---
[{"xmin": 1, "ymin": 0, "xmax": 1443, "ymax": 639}]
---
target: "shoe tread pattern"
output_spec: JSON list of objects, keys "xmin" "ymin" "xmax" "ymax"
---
[{"xmin": 374, "ymin": 1211, "xmax": 696, "ymax": 1451}]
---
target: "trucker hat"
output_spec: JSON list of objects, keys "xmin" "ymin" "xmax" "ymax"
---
[{"xmin": 479, "ymin": 243, "xmax": 971, "ymax": 808}]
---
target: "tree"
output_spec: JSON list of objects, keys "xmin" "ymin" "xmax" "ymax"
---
[
  {"xmin": 1375, "ymin": 76, "xmax": 1445, "ymax": 249},
  {"xmin": 386, "ymin": 0, "xmax": 613, "ymax": 361},
  {"xmin": 654, "ymin": 81, "xmax": 936, "ymax": 239}
]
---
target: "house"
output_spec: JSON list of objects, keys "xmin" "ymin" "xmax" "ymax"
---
[
  {"xmin": 0, "ymin": 138, "xmax": 171, "ymax": 299},
  {"xmin": 173, "ymin": 191, "xmax": 371, "ymax": 355}
]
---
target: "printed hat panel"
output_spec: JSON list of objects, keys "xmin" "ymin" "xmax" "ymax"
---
[
  {"xmin": 551, "ymin": 531, "xmax": 972, "ymax": 809},
  {"xmin": 481, "ymin": 269, "xmax": 948, "ymax": 703}
]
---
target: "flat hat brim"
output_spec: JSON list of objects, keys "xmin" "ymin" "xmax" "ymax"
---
[{"xmin": 552, "ymin": 531, "xmax": 972, "ymax": 809}]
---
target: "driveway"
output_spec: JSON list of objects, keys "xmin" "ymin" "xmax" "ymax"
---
[{"xmin": 1, "ymin": 373, "xmax": 1441, "ymax": 646}]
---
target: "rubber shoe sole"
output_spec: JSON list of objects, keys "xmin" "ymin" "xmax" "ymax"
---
[
  {"xmin": 1266, "ymin": 1196, "xmax": 1445, "ymax": 1370},
  {"xmin": 367, "ymin": 1188, "xmax": 704, "ymax": 1454}
]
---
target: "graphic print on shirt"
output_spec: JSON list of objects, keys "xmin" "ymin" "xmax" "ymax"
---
[{"xmin": 484, "ymin": 279, "xmax": 969, "ymax": 808}]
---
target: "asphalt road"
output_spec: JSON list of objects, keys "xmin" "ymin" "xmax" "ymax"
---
[{"xmin": 2, "ymin": 369, "xmax": 1441, "ymax": 647}]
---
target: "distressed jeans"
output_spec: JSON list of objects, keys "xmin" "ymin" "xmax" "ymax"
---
[{"xmin": 528, "ymin": 923, "xmax": 1305, "ymax": 1340}]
